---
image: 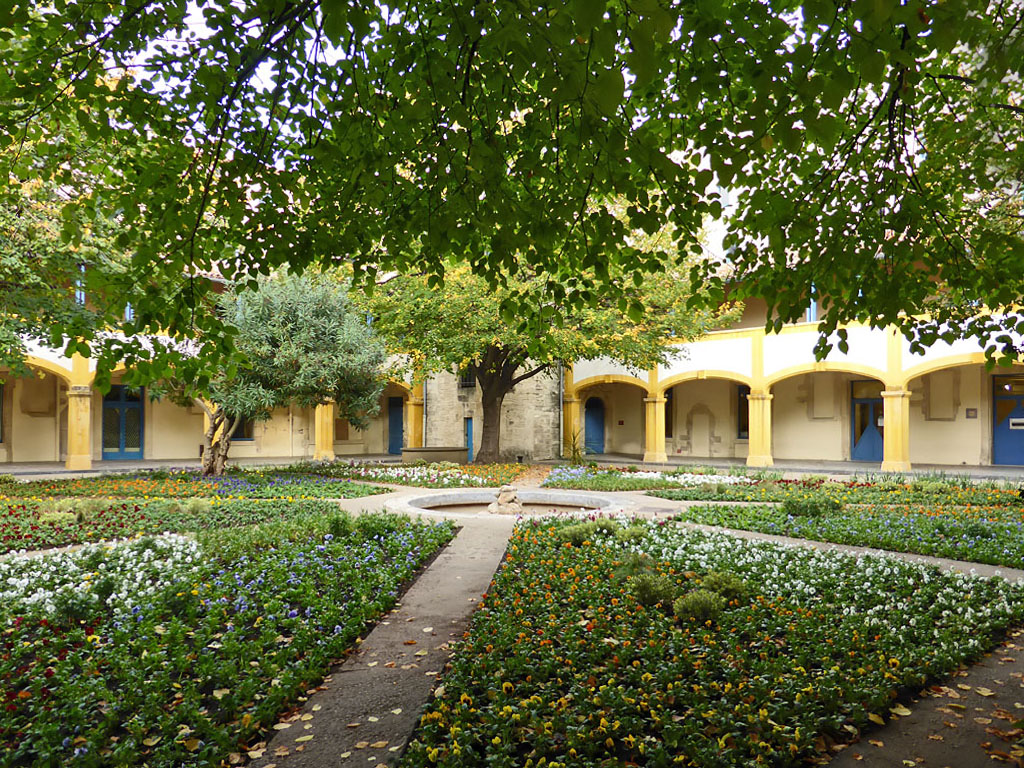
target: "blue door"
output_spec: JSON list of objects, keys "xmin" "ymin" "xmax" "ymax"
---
[
  {"xmin": 993, "ymin": 377, "xmax": 1024, "ymax": 465},
  {"xmin": 464, "ymin": 417, "xmax": 473, "ymax": 462},
  {"xmin": 102, "ymin": 386, "xmax": 144, "ymax": 460},
  {"xmin": 387, "ymin": 397, "xmax": 403, "ymax": 455},
  {"xmin": 584, "ymin": 397, "xmax": 605, "ymax": 454},
  {"xmin": 850, "ymin": 397, "xmax": 883, "ymax": 462}
]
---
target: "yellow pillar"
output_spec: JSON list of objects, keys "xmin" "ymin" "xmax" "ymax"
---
[
  {"xmin": 314, "ymin": 403, "xmax": 336, "ymax": 461},
  {"xmin": 643, "ymin": 395, "xmax": 667, "ymax": 463},
  {"xmin": 881, "ymin": 389, "xmax": 912, "ymax": 472},
  {"xmin": 642, "ymin": 367, "xmax": 667, "ymax": 463},
  {"xmin": 746, "ymin": 391, "xmax": 774, "ymax": 467},
  {"xmin": 65, "ymin": 353, "xmax": 92, "ymax": 470},
  {"xmin": 407, "ymin": 383, "xmax": 424, "ymax": 448},
  {"xmin": 562, "ymin": 365, "xmax": 581, "ymax": 457}
]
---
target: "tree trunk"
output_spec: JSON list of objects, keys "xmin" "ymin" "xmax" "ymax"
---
[
  {"xmin": 475, "ymin": 387, "xmax": 506, "ymax": 464},
  {"xmin": 199, "ymin": 408, "xmax": 238, "ymax": 476}
]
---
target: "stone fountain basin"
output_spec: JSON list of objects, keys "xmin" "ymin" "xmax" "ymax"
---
[{"xmin": 385, "ymin": 488, "xmax": 635, "ymax": 517}]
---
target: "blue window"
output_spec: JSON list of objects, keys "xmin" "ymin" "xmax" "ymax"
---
[
  {"xmin": 806, "ymin": 284, "xmax": 818, "ymax": 323},
  {"xmin": 74, "ymin": 265, "xmax": 86, "ymax": 305},
  {"xmin": 124, "ymin": 302, "xmax": 135, "ymax": 321}
]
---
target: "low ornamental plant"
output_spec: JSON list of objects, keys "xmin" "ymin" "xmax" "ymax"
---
[
  {"xmin": 283, "ymin": 461, "xmax": 527, "ymax": 488},
  {"xmin": 0, "ymin": 498, "xmax": 345, "ymax": 554},
  {"xmin": 2, "ymin": 513, "xmax": 454, "ymax": 766},
  {"xmin": 8, "ymin": 470, "xmax": 388, "ymax": 500},
  {"xmin": 400, "ymin": 519, "xmax": 1024, "ymax": 767},
  {"xmin": 674, "ymin": 502, "xmax": 1024, "ymax": 569}
]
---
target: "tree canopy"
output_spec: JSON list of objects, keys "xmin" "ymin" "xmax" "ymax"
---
[
  {"xmin": 1, "ymin": 1, "xmax": 1021, "ymax": 368},
  {"xmin": 159, "ymin": 274, "xmax": 387, "ymax": 474},
  {"xmin": 359, "ymin": 261, "xmax": 729, "ymax": 462}
]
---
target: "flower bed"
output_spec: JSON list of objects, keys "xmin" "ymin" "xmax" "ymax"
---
[
  {"xmin": 9, "ymin": 470, "xmax": 388, "ymax": 500},
  {"xmin": 401, "ymin": 519, "xmax": 1024, "ymax": 767},
  {"xmin": 675, "ymin": 503, "xmax": 1024, "ymax": 569},
  {"xmin": 286, "ymin": 460, "xmax": 528, "ymax": 487},
  {"xmin": 543, "ymin": 465, "xmax": 756, "ymax": 491},
  {"xmin": 2, "ymin": 512, "xmax": 454, "ymax": 766},
  {"xmin": 651, "ymin": 477, "xmax": 1021, "ymax": 506},
  {"xmin": 0, "ymin": 498, "xmax": 344, "ymax": 555}
]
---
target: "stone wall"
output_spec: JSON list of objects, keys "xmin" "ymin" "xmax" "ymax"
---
[{"xmin": 424, "ymin": 368, "xmax": 562, "ymax": 461}]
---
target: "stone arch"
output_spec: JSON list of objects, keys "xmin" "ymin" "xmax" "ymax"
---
[
  {"xmin": 569, "ymin": 373, "xmax": 650, "ymax": 399},
  {"xmin": 766, "ymin": 361, "xmax": 891, "ymax": 390},
  {"xmin": 657, "ymin": 370, "xmax": 753, "ymax": 398}
]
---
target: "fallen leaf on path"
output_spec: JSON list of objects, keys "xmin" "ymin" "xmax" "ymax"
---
[
  {"xmin": 423, "ymin": 627, "xmax": 433, "ymax": 633},
  {"xmin": 274, "ymin": 746, "xmax": 289, "ymax": 756},
  {"xmin": 355, "ymin": 741, "xmax": 369, "ymax": 749},
  {"xmin": 403, "ymin": 640, "xmax": 417, "ymax": 645},
  {"xmin": 976, "ymin": 717, "xmax": 993, "ymax": 724},
  {"xmin": 928, "ymin": 734, "xmax": 943, "ymax": 741},
  {"xmin": 868, "ymin": 740, "xmax": 884, "ymax": 748},
  {"xmin": 391, "ymin": 708, "xmax": 403, "ymax": 715},
  {"xmin": 868, "ymin": 714, "xmax": 885, "ymax": 725},
  {"xmin": 371, "ymin": 741, "xmax": 388, "ymax": 748},
  {"xmin": 977, "ymin": 687, "xmax": 997, "ymax": 697},
  {"xmin": 368, "ymin": 716, "xmax": 379, "ymax": 722},
  {"xmin": 890, "ymin": 705, "xmax": 912, "ymax": 717},
  {"xmin": 272, "ymin": 723, "xmax": 291, "ymax": 730},
  {"xmin": 295, "ymin": 735, "xmax": 313, "ymax": 743}
]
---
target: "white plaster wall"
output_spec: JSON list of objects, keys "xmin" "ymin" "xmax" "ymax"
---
[
  {"xmin": 145, "ymin": 398, "xmax": 205, "ymax": 460},
  {"xmin": 580, "ymin": 384, "xmax": 644, "ymax": 456},
  {"xmin": 11, "ymin": 375, "xmax": 61, "ymax": 462},
  {"xmin": 573, "ymin": 357, "xmax": 644, "ymax": 384},
  {"xmin": 764, "ymin": 326, "xmax": 888, "ymax": 379},
  {"xmin": 667, "ymin": 379, "xmax": 744, "ymax": 458},
  {"xmin": 660, "ymin": 336, "xmax": 753, "ymax": 381},
  {"xmin": 908, "ymin": 367, "xmax": 986, "ymax": 465},
  {"xmin": 772, "ymin": 374, "xmax": 850, "ymax": 461},
  {"xmin": 229, "ymin": 406, "xmax": 314, "ymax": 459},
  {"xmin": 22, "ymin": 339, "xmax": 77, "ymax": 373},
  {"xmin": 902, "ymin": 336, "xmax": 986, "ymax": 370}
]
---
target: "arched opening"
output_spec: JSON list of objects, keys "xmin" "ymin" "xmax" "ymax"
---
[
  {"xmin": 584, "ymin": 397, "xmax": 605, "ymax": 454},
  {"xmin": 770, "ymin": 370, "xmax": 886, "ymax": 462},
  {"xmin": 574, "ymin": 381, "xmax": 647, "ymax": 457},
  {"xmin": 661, "ymin": 375, "xmax": 753, "ymax": 460},
  {"xmin": 0, "ymin": 362, "xmax": 72, "ymax": 463}
]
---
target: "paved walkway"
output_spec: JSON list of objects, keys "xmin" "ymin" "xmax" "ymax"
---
[{"xmin": 239, "ymin": 484, "xmax": 1024, "ymax": 766}]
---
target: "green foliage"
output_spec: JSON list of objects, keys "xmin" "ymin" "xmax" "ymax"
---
[
  {"xmin": 700, "ymin": 571, "xmax": 749, "ymax": 603},
  {"xmin": 615, "ymin": 525, "xmax": 648, "ymax": 544},
  {"xmin": 2, "ymin": 1, "xmax": 1021, "ymax": 372},
  {"xmin": 780, "ymin": 497, "xmax": 844, "ymax": 518},
  {"xmin": 156, "ymin": 274, "xmax": 388, "ymax": 474},
  {"xmin": 357, "ymin": 261, "xmax": 727, "ymax": 462},
  {"xmin": 672, "ymin": 589, "xmax": 726, "ymax": 624},
  {"xmin": 628, "ymin": 572, "xmax": 677, "ymax": 608},
  {"xmin": 555, "ymin": 522, "xmax": 601, "ymax": 547}
]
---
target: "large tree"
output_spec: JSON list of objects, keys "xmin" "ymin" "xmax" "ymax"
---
[
  {"xmin": 159, "ymin": 275, "xmax": 387, "ymax": 475},
  {"xmin": 1, "ymin": 1, "xmax": 1021, "ymax": 368},
  {"xmin": 359, "ymin": 262, "xmax": 731, "ymax": 463}
]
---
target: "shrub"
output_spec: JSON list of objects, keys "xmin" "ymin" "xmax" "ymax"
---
[
  {"xmin": 673, "ymin": 589, "xmax": 726, "ymax": 623},
  {"xmin": 185, "ymin": 498, "xmax": 212, "ymax": 515},
  {"xmin": 701, "ymin": 571, "xmax": 749, "ymax": 602},
  {"xmin": 629, "ymin": 572, "xmax": 677, "ymax": 608},
  {"xmin": 0, "ymin": 474, "xmax": 18, "ymax": 487},
  {"xmin": 615, "ymin": 525, "xmax": 648, "ymax": 544},
  {"xmin": 557, "ymin": 522, "xmax": 600, "ymax": 546},
  {"xmin": 780, "ymin": 497, "xmax": 842, "ymax": 518},
  {"xmin": 37, "ymin": 511, "xmax": 76, "ymax": 526}
]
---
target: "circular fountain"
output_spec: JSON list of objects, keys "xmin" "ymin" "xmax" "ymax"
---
[{"xmin": 385, "ymin": 485, "xmax": 635, "ymax": 518}]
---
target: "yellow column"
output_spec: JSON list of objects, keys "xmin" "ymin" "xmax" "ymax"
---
[
  {"xmin": 562, "ymin": 365, "xmax": 581, "ymax": 457},
  {"xmin": 407, "ymin": 383, "xmax": 424, "ymax": 448},
  {"xmin": 746, "ymin": 391, "xmax": 774, "ymax": 467},
  {"xmin": 643, "ymin": 395, "xmax": 668, "ymax": 463},
  {"xmin": 881, "ymin": 389, "xmax": 912, "ymax": 472},
  {"xmin": 65, "ymin": 353, "xmax": 92, "ymax": 470},
  {"xmin": 314, "ymin": 403, "xmax": 336, "ymax": 461},
  {"xmin": 643, "ymin": 367, "xmax": 667, "ymax": 463}
]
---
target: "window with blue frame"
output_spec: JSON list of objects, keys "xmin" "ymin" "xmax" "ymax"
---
[
  {"xmin": 805, "ymin": 284, "xmax": 818, "ymax": 323},
  {"xmin": 124, "ymin": 302, "xmax": 134, "ymax": 321},
  {"xmin": 74, "ymin": 264, "xmax": 86, "ymax": 305},
  {"xmin": 233, "ymin": 416, "xmax": 255, "ymax": 441}
]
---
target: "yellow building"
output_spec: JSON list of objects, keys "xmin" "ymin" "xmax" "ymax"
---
[{"xmin": 5, "ymin": 305, "xmax": 1024, "ymax": 471}]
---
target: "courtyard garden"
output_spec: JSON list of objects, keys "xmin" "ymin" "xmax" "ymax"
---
[
  {"xmin": 401, "ymin": 517, "xmax": 1024, "ymax": 767},
  {"xmin": 1, "ymin": 509, "xmax": 454, "ymax": 766}
]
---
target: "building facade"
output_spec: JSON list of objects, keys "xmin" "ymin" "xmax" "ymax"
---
[{"xmin": 4, "ymin": 312, "xmax": 1024, "ymax": 471}]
